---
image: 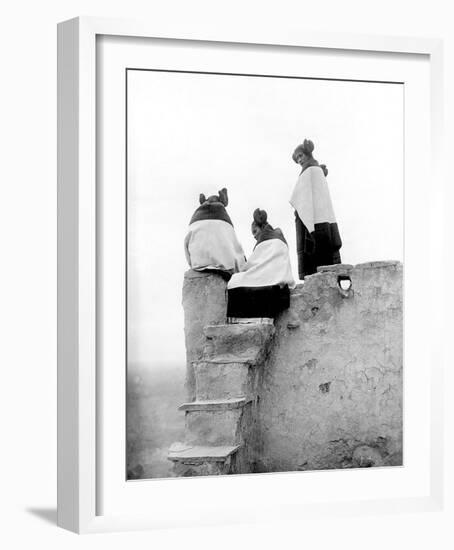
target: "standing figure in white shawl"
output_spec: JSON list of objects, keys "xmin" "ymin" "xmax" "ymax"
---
[
  {"xmin": 290, "ymin": 139, "xmax": 342, "ymax": 279},
  {"xmin": 227, "ymin": 209, "xmax": 295, "ymax": 320},
  {"xmin": 184, "ymin": 187, "xmax": 246, "ymax": 279}
]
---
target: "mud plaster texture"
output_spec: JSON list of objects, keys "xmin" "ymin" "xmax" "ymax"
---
[
  {"xmin": 182, "ymin": 262, "xmax": 403, "ymax": 472},
  {"xmin": 182, "ymin": 270, "xmax": 228, "ymax": 400},
  {"xmin": 257, "ymin": 261, "xmax": 403, "ymax": 472}
]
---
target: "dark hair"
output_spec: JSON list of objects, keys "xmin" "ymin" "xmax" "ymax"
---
[
  {"xmin": 253, "ymin": 208, "xmax": 268, "ymax": 228},
  {"xmin": 292, "ymin": 139, "xmax": 315, "ymax": 163},
  {"xmin": 198, "ymin": 187, "xmax": 229, "ymax": 206}
]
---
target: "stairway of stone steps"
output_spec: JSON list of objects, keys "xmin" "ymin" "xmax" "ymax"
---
[{"xmin": 168, "ymin": 322, "xmax": 274, "ymax": 476}]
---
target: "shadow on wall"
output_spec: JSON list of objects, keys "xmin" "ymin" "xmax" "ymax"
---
[{"xmin": 127, "ymin": 363, "xmax": 186, "ymax": 479}]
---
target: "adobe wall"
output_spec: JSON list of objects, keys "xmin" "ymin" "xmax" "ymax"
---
[
  {"xmin": 256, "ymin": 261, "xmax": 403, "ymax": 471},
  {"xmin": 182, "ymin": 270, "xmax": 228, "ymax": 401},
  {"xmin": 182, "ymin": 261, "xmax": 403, "ymax": 472}
]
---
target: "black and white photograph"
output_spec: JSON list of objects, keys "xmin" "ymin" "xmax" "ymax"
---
[
  {"xmin": 2, "ymin": 0, "xmax": 449, "ymax": 542},
  {"xmin": 125, "ymin": 68, "xmax": 404, "ymax": 479}
]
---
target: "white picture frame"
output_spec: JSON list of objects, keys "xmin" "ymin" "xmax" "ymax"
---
[{"xmin": 57, "ymin": 16, "xmax": 444, "ymax": 534}]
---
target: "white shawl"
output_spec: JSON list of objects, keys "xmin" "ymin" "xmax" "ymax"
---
[
  {"xmin": 184, "ymin": 219, "xmax": 246, "ymax": 273},
  {"xmin": 227, "ymin": 239, "xmax": 295, "ymax": 290},
  {"xmin": 289, "ymin": 166, "xmax": 337, "ymax": 233}
]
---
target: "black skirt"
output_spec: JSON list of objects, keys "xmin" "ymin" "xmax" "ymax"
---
[
  {"xmin": 227, "ymin": 285, "xmax": 290, "ymax": 318},
  {"xmin": 295, "ymin": 213, "xmax": 342, "ymax": 279}
]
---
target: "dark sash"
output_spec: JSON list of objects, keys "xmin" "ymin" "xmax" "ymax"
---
[
  {"xmin": 295, "ymin": 213, "xmax": 342, "ymax": 278},
  {"xmin": 227, "ymin": 285, "xmax": 290, "ymax": 318}
]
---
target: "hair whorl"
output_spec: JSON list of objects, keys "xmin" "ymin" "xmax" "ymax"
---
[
  {"xmin": 253, "ymin": 208, "xmax": 268, "ymax": 227},
  {"xmin": 302, "ymin": 139, "xmax": 314, "ymax": 155},
  {"xmin": 218, "ymin": 187, "xmax": 229, "ymax": 206}
]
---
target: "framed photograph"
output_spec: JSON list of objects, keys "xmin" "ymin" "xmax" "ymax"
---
[{"xmin": 57, "ymin": 17, "xmax": 444, "ymax": 533}]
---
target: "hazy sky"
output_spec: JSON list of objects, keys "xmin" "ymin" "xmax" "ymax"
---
[{"xmin": 127, "ymin": 70, "xmax": 403, "ymax": 369}]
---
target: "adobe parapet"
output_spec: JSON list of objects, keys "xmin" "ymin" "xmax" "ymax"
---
[{"xmin": 177, "ymin": 261, "xmax": 403, "ymax": 474}]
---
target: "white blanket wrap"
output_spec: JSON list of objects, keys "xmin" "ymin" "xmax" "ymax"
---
[
  {"xmin": 184, "ymin": 219, "xmax": 246, "ymax": 272},
  {"xmin": 228, "ymin": 239, "xmax": 296, "ymax": 290},
  {"xmin": 289, "ymin": 166, "xmax": 337, "ymax": 233}
]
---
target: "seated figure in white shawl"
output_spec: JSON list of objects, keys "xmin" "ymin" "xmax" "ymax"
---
[
  {"xmin": 184, "ymin": 187, "xmax": 246, "ymax": 279},
  {"xmin": 290, "ymin": 139, "xmax": 342, "ymax": 279},
  {"xmin": 227, "ymin": 209, "xmax": 295, "ymax": 320}
]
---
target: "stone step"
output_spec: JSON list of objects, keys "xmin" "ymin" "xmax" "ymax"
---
[
  {"xmin": 199, "ymin": 354, "xmax": 258, "ymax": 364},
  {"xmin": 179, "ymin": 397, "xmax": 250, "ymax": 412},
  {"xmin": 168, "ymin": 443, "xmax": 240, "ymax": 462},
  {"xmin": 193, "ymin": 360, "xmax": 256, "ymax": 401},
  {"xmin": 203, "ymin": 323, "xmax": 275, "ymax": 365},
  {"xmin": 184, "ymin": 401, "xmax": 253, "ymax": 446},
  {"xmin": 167, "ymin": 443, "xmax": 240, "ymax": 476}
]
